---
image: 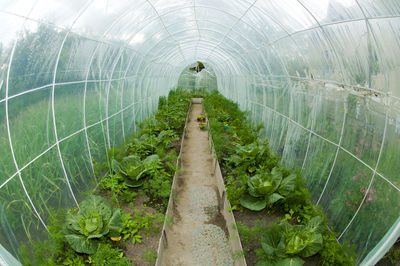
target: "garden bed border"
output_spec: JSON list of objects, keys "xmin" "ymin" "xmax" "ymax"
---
[{"xmin": 155, "ymin": 100, "xmax": 192, "ymax": 265}]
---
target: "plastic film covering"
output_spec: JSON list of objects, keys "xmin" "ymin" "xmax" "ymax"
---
[{"xmin": 0, "ymin": 0, "xmax": 399, "ymax": 264}]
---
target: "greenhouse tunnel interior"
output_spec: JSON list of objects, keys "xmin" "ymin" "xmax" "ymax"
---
[{"xmin": 0, "ymin": 0, "xmax": 400, "ymax": 265}]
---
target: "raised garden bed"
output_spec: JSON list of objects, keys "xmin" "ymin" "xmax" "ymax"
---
[
  {"xmin": 19, "ymin": 89, "xmax": 193, "ymax": 266},
  {"xmin": 202, "ymin": 90, "xmax": 356, "ymax": 266}
]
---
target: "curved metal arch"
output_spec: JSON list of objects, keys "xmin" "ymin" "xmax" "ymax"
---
[
  {"xmin": 204, "ymin": 0, "xmax": 259, "ymax": 61},
  {"xmin": 144, "ymin": 26, "xmax": 256, "ymax": 67},
  {"xmin": 137, "ymin": 25, "xmax": 246, "ymax": 74},
  {"xmin": 144, "ymin": 0, "xmax": 188, "ymax": 65}
]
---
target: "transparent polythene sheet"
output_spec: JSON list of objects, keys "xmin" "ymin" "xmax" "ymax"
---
[{"xmin": 0, "ymin": 0, "xmax": 400, "ymax": 265}]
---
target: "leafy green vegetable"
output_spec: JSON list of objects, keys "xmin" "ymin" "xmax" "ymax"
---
[
  {"xmin": 226, "ymin": 142, "xmax": 274, "ymax": 174},
  {"xmin": 64, "ymin": 195, "xmax": 123, "ymax": 254},
  {"xmin": 274, "ymin": 257, "xmax": 305, "ymax": 266},
  {"xmin": 258, "ymin": 217, "xmax": 324, "ymax": 265},
  {"xmin": 260, "ymin": 223, "xmax": 286, "ymax": 258},
  {"xmin": 240, "ymin": 167, "xmax": 296, "ymax": 211},
  {"xmin": 110, "ymin": 154, "xmax": 163, "ymax": 188}
]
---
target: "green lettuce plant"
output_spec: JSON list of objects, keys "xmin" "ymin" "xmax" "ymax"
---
[
  {"xmin": 64, "ymin": 195, "xmax": 123, "ymax": 254},
  {"xmin": 110, "ymin": 154, "xmax": 162, "ymax": 188},
  {"xmin": 257, "ymin": 216, "xmax": 324, "ymax": 266},
  {"xmin": 240, "ymin": 167, "xmax": 296, "ymax": 211},
  {"xmin": 226, "ymin": 142, "xmax": 273, "ymax": 174}
]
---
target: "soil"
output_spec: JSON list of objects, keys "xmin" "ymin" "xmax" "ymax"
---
[
  {"xmin": 125, "ymin": 193, "xmax": 162, "ymax": 266},
  {"xmin": 234, "ymin": 208, "xmax": 282, "ymax": 265},
  {"xmin": 161, "ymin": 103, "xmax": 234, "ymax": 265},
  {"xmin": 168, "ymin": 140, "xmax": 181, "ymax": 155}
]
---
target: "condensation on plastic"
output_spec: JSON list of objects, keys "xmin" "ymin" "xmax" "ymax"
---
[{"xmin": 0, "ymin": 0, "xmax": 399, "ymax": 265}]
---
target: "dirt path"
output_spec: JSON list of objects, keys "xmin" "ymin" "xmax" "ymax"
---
[{"xmin": 161, "ymin": 103, "xmax": 234, "ymax": 266}]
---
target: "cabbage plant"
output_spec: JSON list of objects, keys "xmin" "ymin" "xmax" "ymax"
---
[
  {"xmin": 257, "ymin": 216, "xmax": 324, "ymax": 266},
  {"xmin": 64, "ymin": 195, "xmax": 123, "ymax": 254},
  {"xmin": 111, "ymin": 154, "xmax": 162, "ymax": 188},
  {"xmin": 240, "ymin": 167, "xmax": 296, "ymax": 211}
]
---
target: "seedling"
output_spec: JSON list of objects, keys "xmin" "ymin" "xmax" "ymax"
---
[
  {"xmin": 199, "ymin": 122, "xmax": 207, "ymax": 130},
  {"xmin": 197, "ymin": 115, "xmax": 206, "ymax": 122}
]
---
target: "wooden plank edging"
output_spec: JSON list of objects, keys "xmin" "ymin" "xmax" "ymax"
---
[
  {"xmin": 203, "ymin": 104, "xmax": 247, "ymax": 266},
  {"xmin": 155, "ymin": 101, "xmax": 192, "ymax": 266}
]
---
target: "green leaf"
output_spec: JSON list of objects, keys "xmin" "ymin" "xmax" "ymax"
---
[
  {"xmin": 275, "ymin": 257, "xmax": 304, "ymax": 266},
  {"xmin": 248, "ymin": 165, "xmax": 257, "ymax": 173},
  {"xmin": 249, "ymin": 168, "xmax": 283, "ymax": 198},
  {"xmin": 261, "ymin": 224, "xmax": 285, "ymax": 257},
  {"xmin": 248, "ymin": 178, "xmax": 263, "ymax": 198},
  {"xmin": 285, "ymin": 233, "xmax": 306, "ymax": 255},
  {"xmin": 250, "ymin": 173, "xmax": 273, "ymax": 196},
  {"xmin": 305, "ymin": 216, "xmax": 324, "ymax": 234},
  {"xmin": 299, "ymin": 233, "xmax": 323, "ymax": 257},
  {"xmin": 143, "ymin": 154, "xmax": 161, "ymax": 166},
  {"xmin": 124, "ymin": 179, "xmax": 144, "ymax": 188},
  {"xmin": 255, "ymin": 261, "xmax": 269, "ymax": 266},
  {"xmin": 278, "ymin": 174, "xmax": 296, "ymax": 195},
  {"xmin": 270, "ymin": 167, "xmax": 283, "ymax": 191},
  {"xmin": 65, "ymin": 212, "xmax": 82, "ymax": 233},
  {"xmin": 108, "ymin": 209, "xmax": 123, "ymax": 237},
  {"xmin": 85, "ymin": 217, "xmax": 100, "ymax": 233},
  {"xmin": 267, "ymin": 193, "xmax": 285, "ymax": 205},
  {"xmin": 282, "ymin": 217, "xmax": 324, "ymax": 258},
  {"xmin": 64, "ymin": 234, "xmax": 99, "ymax": 254},
  {"xmin": 87, "ymin": 233, "xmax": 105, "ymax": 239},
  {"xmin": 240, "ymin": 193, "xmax": 267, "ymax": 211},
  {"xmin": 121, "ymin": 155, "xmax": 145, "ymax": 179},
  {"xmin": 111, "ymin": 159, "xmax": 126, "ymax": 175},
  {"xmin": 80, "ymin": 195, "xmax": 112, "ymax": 220}
]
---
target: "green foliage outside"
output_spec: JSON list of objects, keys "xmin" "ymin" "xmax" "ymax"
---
[{"xmin": 0, "ymin": 90, "xmax": 103, "ymax": 257}]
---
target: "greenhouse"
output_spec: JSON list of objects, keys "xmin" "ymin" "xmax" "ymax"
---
[{"xmin": 0, "ymin": 0, "xmax": 400, "ymax": 265}]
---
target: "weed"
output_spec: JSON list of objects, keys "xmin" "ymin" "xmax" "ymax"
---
[
  {"xmin": 319, "ymin": 231, "xmax": 355, "ymax": 266},
  {"xmin": 120, "ymin": 207, "xmax": 163, "ymax": 245},
  {"xmin": 89, "ymin": 243, "xmax": 131, "ymax": 266},
  {"xmin": 384, "ymin": 243, "xmax": 400, "ymax": 265}
]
